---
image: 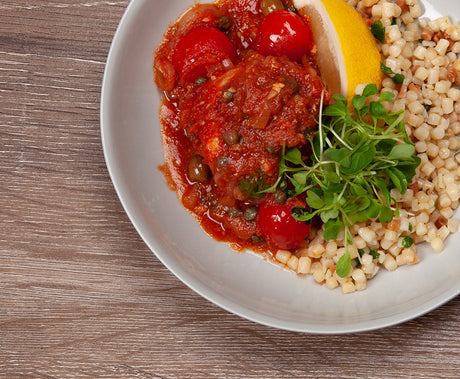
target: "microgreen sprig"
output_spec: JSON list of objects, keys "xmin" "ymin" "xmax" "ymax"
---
[{"xmin": 266, "ymin": 84, "xmax": 421, "ymax": 277}]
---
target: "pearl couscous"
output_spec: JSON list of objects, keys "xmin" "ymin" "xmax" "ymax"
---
[{"xmin": 280, "ymin": 0, "xmax": 460, "ymax": 293}]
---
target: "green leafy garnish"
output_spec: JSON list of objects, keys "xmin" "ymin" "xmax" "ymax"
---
[
  {"xmin": 401, "ymin": 236, "xmax": 414, "ymax": 248},
  {"xmin": 371, "ymin": 20, "xmax": 386, "ymax": 43},
  {"xmin": 263, "ymin": 84, "xmax": 421, "ymax": 278},
  {"xmin": 381, "ymin": 63, "xmax": 405, "ymax": 84},
  {"xmin": 392, "ymin": 74, "xmax": 405, "ymax": 84},
  {"xmin": 380, "ymin": 63, "xmax": 393, "ymax": 75},
  {"xmin": 337, "ymin": 252, "xmax": 352, "ymax": 278},
  {"xmin": 369, "ymin": 250, "xmax": 380, "ymax": 259},
  {"xmin": 353, "ymin": 249, "xmax": 380, "ymax": 269},
  {"xmin": 353, "ymin": 257, "xmax": 362, "ymax": 268},
  {"xmin": 238, "ymin": 177, "xmax": 269, "ymax": 198}
]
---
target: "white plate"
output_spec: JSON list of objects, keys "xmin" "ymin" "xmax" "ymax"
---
[{"xmin": 101, "ymin": 0, "xmax": 460, "ymax": 333}]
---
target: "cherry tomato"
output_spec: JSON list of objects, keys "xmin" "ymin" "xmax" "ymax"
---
[
  {"xmin": 255, "ymin": 10, "xmax": 314, "ymax": 62},
  {"xmin": 258, "ymin": 199, "xmax": 312, "ymax": 250},
  {"xmin": 173, "ymin": 26, "xmax": 237, "ymax": 83}
]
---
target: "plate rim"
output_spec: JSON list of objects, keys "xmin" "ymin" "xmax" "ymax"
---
[{"xmin": 100, "ymin": 0, "xmax": 460, "ymax": 334}]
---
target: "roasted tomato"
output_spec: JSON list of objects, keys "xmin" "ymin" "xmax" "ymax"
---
[
  {"xmin": 172, "ymin": 26, "xmax": 237, "ymax": 83},
  {"xmin": 258, "ymin": 198, "xmax": 312, "ymax": 250},
  {"xmin": 255, "ymin": 10, "xmax": 314, "ymax": 62}
]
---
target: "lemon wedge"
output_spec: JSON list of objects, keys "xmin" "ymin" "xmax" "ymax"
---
[{"xmin": 294, "ymin": 0, "xmax": 383, "ymax": 101}]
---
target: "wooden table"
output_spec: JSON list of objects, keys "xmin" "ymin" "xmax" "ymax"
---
[{"xmin": 1, "ymin": 1, "xmax": 459, "ymax": 377}]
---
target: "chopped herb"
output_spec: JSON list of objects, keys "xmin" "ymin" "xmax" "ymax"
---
[
  {"xmin": 260, "ymin": 84, "xmax": 421, "ymax": 277},
  {"xmin": 380, "ymin": 63, "xmax": 393, "ymax": 76},
  {"xmin": 371, "ymin": 20, "xmax": 386, "ymax": 43},
  {"xmin": 369, "ymin": 250, "xmax": 380, "ymax": 259},
  {"xmin": 380, "ymin": 63, "xmax": 405, "ymax": 84},
  {"xmin": 423, "ymin": 104, "xmax": 431, "ymax": 112},
  {"xmin": 418, "ymin": 38, "xmax": 424, "ymax": 43},
  {"xmin": 238, "ymin": 180, "xmax": 256, "ymax": 197},
  {"xmin": 409, "ymin": 223, "xmax": 413, "ymax": 232},
  {"xmin": 353, "ymin": 257, "xmax": 362, "ymax": 268},
  {"xmin": 238, "ymin": 177, "xmax": 269, "ymax": 198},
  {"xmin": 401, "ymin": 236, "xmax": 414, "ymax": 248},
  {"xmin": 392, "ymin": 73, "xmax": 405, "ymax": 84},
  {"xmin": 354, "ymin": 250, "xmax": 379, "ymax": 268}
]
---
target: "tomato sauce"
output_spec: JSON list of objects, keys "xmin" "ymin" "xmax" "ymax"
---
[{"xmin": 154, "ymin": 0, "xmax": 329, "ymax": 254}]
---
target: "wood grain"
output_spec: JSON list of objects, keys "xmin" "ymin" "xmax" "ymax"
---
[{"xmin": 0, "ymin": 1, "xmax": 459, "ymax": 377}]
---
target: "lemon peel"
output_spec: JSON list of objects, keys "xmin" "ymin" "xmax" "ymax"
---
[{"xmin": 294, "ymin": 0, "xmax": 383, "ymax": 102}]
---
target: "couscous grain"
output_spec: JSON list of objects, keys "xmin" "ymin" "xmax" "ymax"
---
[{"xmin": 283, "ymin": 0, "xmax": 460, "ymax": 292}]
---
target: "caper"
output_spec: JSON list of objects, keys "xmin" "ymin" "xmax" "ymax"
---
[
  {"xmin": 284, "ymin": 76, "xmax": 299, "ymax": 94},
  {"xmin": 260, "ymin": 0, "xmax": 284, "ymax": 15},
  {"xmin": 266, "ymin": 145, "xmax": 277, "ymax": 154},
  {"xmin": 223, "ymin": 91, "xmax": 234, "ymax": 103},
  {"xmin": 286, "ymin": 2, "xmax": 297, "ymax": 12},
  {"xmin": 195, "ymin": 76, "xmax": 208, "ymax": 86},
  {"xmin": 187, "ymin": 155, "xmax": 211, "ymax": 182},
  {"xmin": 274, "ymin": 191, "xmax": 287, "ymax": 204},
  {"xmin": 223, "ymin": 130, "xmax": 240, "ymax": 145},
  {"xmin": 228, "ymin": 208, "xmax": 242, "ymax": 217},
  {"xmin": 218, "ymin": 15, "xmax": 232, "ymax": 30},
  {"xmin": 251, "ymin": 235, "xmax": 265, "ymax": 243},
  {"xmin": 243, "ymin": 206, "xmax": 258, "ymax": 221},
  {"xmin": 216, "ymin": 156, "xmax": 229, "ymax": 169}
]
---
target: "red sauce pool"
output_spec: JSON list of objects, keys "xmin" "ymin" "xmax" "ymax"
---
[{"xmin": 154, "ymin": 0, "xmax": 329, "ymax": 254}]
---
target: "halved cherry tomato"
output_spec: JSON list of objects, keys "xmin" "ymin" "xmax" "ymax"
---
[
  {"xmin": 172, "ymin": 26, "xmax": 237, "ymax": 83},
  {"xmin": 255, "ymin": 10, "xmax": 314, "ymax": 62},
  {"xmin": 258, "ymin": 198, "xmax": 312, "ymax": 250}
]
